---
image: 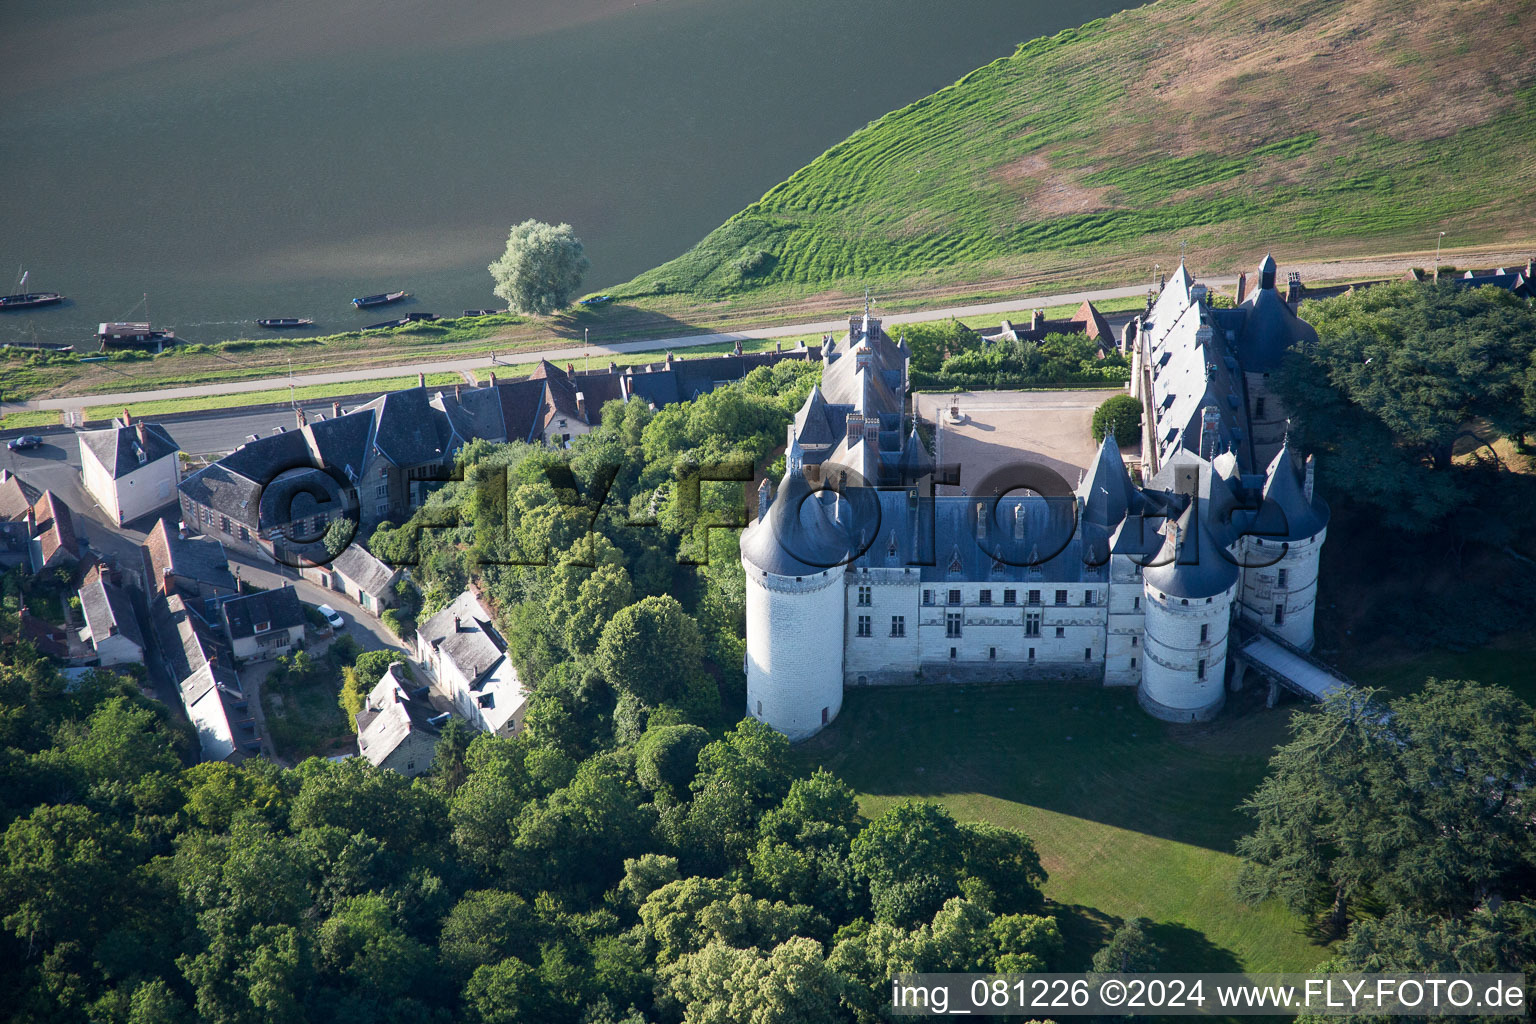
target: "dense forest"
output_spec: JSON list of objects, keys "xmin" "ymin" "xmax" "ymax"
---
[{"xmin": 4, "ymin": 297, "xmax": 1536, "ymax": 1021}]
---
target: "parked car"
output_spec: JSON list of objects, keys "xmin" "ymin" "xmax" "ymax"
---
[
  {"xmin": 318, "ymin": 604, "xmax": 345, "ymax": 630},
  {"xmin": 6, "ymin": 435, "xmax": 42, "ymax": 452}
]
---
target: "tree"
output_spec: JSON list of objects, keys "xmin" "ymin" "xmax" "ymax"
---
[
  {"xmin": 635, "ymin": 723, "xmax": 710, "ymax": 804},
  {"xmin": 488, "ymin": 220, "xmax": 590, "ymax": 315},
  {"xmin": 1237, "ymin": 680, "xmax": 1536, "ymax": 933},
  {"xmin": 323, "ymin": 517, "xmax": 356, "ymax": 559},
  {"xmin": 1092, "ymin": 917, "xmax": 1160, "ymax": 973},
  {"xmin": 1091, "ymin": 393, "xmax": 1142, "ymax": 446},
  {"xmin": 546, "ymin": 562, "xmax": 633, "ymax": 656},
  {"xmin": 596, "ymin": 596, "xmax": 705, "ymax": 707},
  {"xmin": 749, "ymin": 769, "xmax": 864, "ymax": 917},
  {"xmin": 660, "ymin": 936, "xmax": 844, "ymax": 1024},
  {"xmin": 956, "ymin": 821, "xmax": 1047, "ymax": 915},
  {"xmin": 850, "ymin": 802, "xmax": 966, "ymax": 927},
  {"xmin": 438, "ymin": 889, "xmax": 539, "ymax": 982}
]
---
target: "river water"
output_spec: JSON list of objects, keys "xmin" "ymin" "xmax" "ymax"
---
[{"xmin": 0, "ymin": 0, "xmax": 1130, "ymax": 347}]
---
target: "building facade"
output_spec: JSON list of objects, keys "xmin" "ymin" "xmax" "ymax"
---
[
  {"xmin": 79, "ymin": 417, "xmax": 181, "ymax": 525},
  {"xmin": 741, "ymin": 257, "xmax": 1329, "ymax": 739}
]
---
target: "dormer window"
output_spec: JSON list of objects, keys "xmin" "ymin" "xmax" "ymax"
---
[{"xmin": 255, "ymin": 620, "xmax": 271, "ymax": 633}]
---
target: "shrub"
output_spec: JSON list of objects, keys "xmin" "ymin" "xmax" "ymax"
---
[{"xmin": 1091, "ymin": 393, "xmax": 1142, "ymax": 446}]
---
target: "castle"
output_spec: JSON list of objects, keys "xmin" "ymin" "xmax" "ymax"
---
[{"xmin": 739, "ymin": 256, "xmax": 1330, "ymax": 739}]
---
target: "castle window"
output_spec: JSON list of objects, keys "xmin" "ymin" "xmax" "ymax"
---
[
  {"xmin": 948, "ymin": 589, "xmax": 961, "ymax": 605},
  {"xmin": 946, "ymin": 613, "xmax": 962, "ymax": 638},
  {"xmin": 1277, "ymin": 568, "xmax": 1288, "ymax": 588},
  {"xmin": 1085, "ymin": 647, "xmax": 1093, "ymax": 661},
  {"xmin": 1029, "ymin": 589, "xmax": 1041, "ymax": 606},
  {"xmin": 756, "ymin": 701, "xmax": 762, "ymax": 717},
  {"xmin": 979, "ymin": 590, "xmax": 992, "ymax": 605},
  {"xmin": 856, "ymin": 615, "xmax": 871, "ymax": 637},
  {"xmin": 950, "ymin": 647, "xmax": 957, "ymax": 659},
  {"xmin": 1131, "ymin": 657, "xmax": 1137, "ymax": 668},
  {"xmin": 890, "ymin": 616, "xmax": 905, "ymax": 637},
  {"xmin": 1055, "ymin": 626, "xmax": 1065, "ymax": 639},
  {"xmin": 1055, "ymin": 589, "xmax": 1068, "ymax": 605},
  {"xmin": 857, "ymin": 585, "xmax": 871, "ymax": 606},
  {"xmin": 1197, "ymin": 659, "xmax": 1207, "ymax": 680},
  {"xmin": 1255, "ymin": 397, "xmax": 1266, "ymax": 418},
  {"xmin": 1026, "ymin": 613, "xmax": 1041, "ymax": 637},
  {"xmin": 1200, "ymin": 624, "xmax": 1209, "ymax": 643},
  {"xmin": 1131, "ymin": 636, "xmax": 1138, "ymax": 647},
  {"xmin": 822, "ymin": 707, "xmax": 829, "ymax": 725},
  {"xmin": 923, "ymin": 589, "xmax": 933, "ymax": 605},
  {"xmin": 1134, "ymin": 596, "xmax": 1141, "ymax": 610},
  {"xmin": 1003, "ymin": 589, "xmax": 1017, "ymax": 605},
  {"xmin": 1084, "ymin": 590, "xmax": 1095, "ymax": 606},
  {"xmin": 1028, "ymin": 647, "xmax": 1036, "ymax": 661},
  {"xmin": 1274, "ymin": 604, "xmax": 1285, "ymax": 626},
  {"xmin": 989, "ymin": 647, "xmax": 996, "ymax": 660}
]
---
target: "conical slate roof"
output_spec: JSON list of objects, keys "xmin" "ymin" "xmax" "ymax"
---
[
  {"xmin": 1078, "ymin": 434, "xmax": 1136, "ymax": 528},
  {"xmin": 1250, "ymin": 444, "xmax": 1328, "ymax": 541},
  {"xmin": 1257, "ymin": 253, "xmax": 1278, "ymax": 289},
  {"xmin": 1143, "ymin": 500, "xmax": 1240, "ymax": 600},
  {"xmin": 1235, "ymin": 257, "xmax": 1317, "ymax": 372},
  {"xmin": 793, "ymin": 386, "xmax": 836, "ymax": 446},
  {"xmin": 741, "ymin": 466, "xmax": 853, "ymax": 577},
  {"xmin": 897, "ymin": 425, "xmax": 932, "ymax": 481}
]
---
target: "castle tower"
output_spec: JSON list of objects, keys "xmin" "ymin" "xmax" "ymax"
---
[
  {"xmin": 1139, "ymin": 500, "xmax": 1238, "ymax": 722},
  {"xmin": 1236, "ymin": 444, "xmax": 1329, "ymax": 650},
  {"xmin": 740, "ymin": 466, "xmax": 850, "ymax": 740}
]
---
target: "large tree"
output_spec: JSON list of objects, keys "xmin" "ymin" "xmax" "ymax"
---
[
  {"xmin": 1277, "ymin": 282, "xmax": 1536, "ymax": 529},
  {"xmin": 1237, "ymin": 680, "xmax": 1536, "ymax": 933},
  {"xmin": 595, "ymin": 595, "xmax": 705, "ymax": 707},
  {"xmin": 488, "ymin": 220, "xmax": 590, "ymax": 315}
]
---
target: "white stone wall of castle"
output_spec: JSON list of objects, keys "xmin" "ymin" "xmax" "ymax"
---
[
  {"xmin": 844, "ymin": 569, "xmax": 921, "ymax": 684},
  {"xmin": 1236, "ymin": 528, "xmax": 1326, "ymax": 651},
  {"xmin": 1103, "ymin": 557, "xmax": 1145, "ymax": 685},
  {"xmin": 1139, "ymin": 581, "xmax": 1233, "ymax": 722},
  {"xmin": 905, "ymin": 580, "xmax": 1107, "ymax": 676},
  {"xmin": 745, "ymin": 565, "xmax": 845, "ymax": 741}
]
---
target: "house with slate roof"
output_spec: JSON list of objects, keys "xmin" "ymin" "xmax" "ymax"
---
[
  {"xmin": 414, "ymin": 590, "xmax": 526, "ymax": 737},
  {"xmin": 356, "ymin": 662, "xmax": 443, "ymax": 777},
  {"xmin": 301, "ymin": 542, "xmax": 401, "ymax": 614},
  {"xmin": 77, "ymin": 566, "xmax": 146, "ymax": 667},
  {"xmin": 980, "ymin": 299, "xmax": 1119, "ymax": 355},
  {"xmin": 29, "ymin": 491, "xmax": 80, "ymax": 573},
  {"xmin": 153, "ymin": 592, "xmax": 260, "ymax": 761},
  {"xmin": 219, "ymin": 585, "xmax": 306, "ymax": 662},
  {"xmin": 79, "ymin": 414, "xmax": 181, "ymax": 525},
  {"xmin": 180, "ymin": 348, "xmax": 820, "ymax": 562},
  {"xmin": 742, "ymin": 258, "xmax": 1331, "ymax": 739}
]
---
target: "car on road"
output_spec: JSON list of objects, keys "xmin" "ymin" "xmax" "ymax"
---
[
  {"xmin": 318, "ymin": 604, "xmax": 345, "ymax": 630},
  {"xmin": 6, "ymin": 435, "xmax": 43, "ymax": 452}
]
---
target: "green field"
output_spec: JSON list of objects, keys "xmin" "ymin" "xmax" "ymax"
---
[
  {"xmin": 80, "ymin": 372, "xmax": 470, "ymax": 422},
  {"xmin": 796, "ymin": 683, "xmax": 1329, "ymax": 972},
  {"xmin": 616, "ymin": 0, "xmax": 1536, "ymax": 307}
]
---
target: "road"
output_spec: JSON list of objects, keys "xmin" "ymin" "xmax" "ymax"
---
[{"xmin": 8, "ymin": 280, "xmax": 1183, "ymax": 414}]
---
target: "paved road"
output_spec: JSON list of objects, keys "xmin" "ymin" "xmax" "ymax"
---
[{"xmin": 9, "ymin": 280, "xmax": 1188, "ymax": 414}]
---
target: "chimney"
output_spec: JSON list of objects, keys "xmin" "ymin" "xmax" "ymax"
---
[
  {"xmin": 620, "ymin": 375, "xmax": 631, "ymax": 401},
  {"xmin": 1526, "ymin": 257, "xmax": 1534, "ymax": 280},
  {"xmin": 1013, "ymin": 503, "xmax": 1026, "ymax": 541},
  {"xmin": 566, "ymin": 363, "xmax": 575, "ymax": 376},
  {"xmin": 332, "ymin": 401, "xmax": 342, "ymax": 419},
  {"xmin": 975, "ymin": 502, "xmax": 987, "ymax": 540},
  {"xmin": 608, "ymin": 361, "xmax": 618, "ymax": 373},
  {"xmin": 1304, "ymin": 454, "xmax": 1316, "ymax": 502},
  {"xmin": 575, "ymin": 391, "xmax": 587, "ymax": 421},
  {"xmin": 453, "ymin": 614, "xmax": 461, "ymax": 633},
  {"xmin": 417, "ymin": 372, "xmax": 426, "ymax": 388},
  {"xmin": 775, "ymin": 342, "xmax": 782, "ymax": 352},
  {"xmin": 1286, "ymin": 271, "xmax": 1303, "ymax": 309},
  {"xmin": 24, "ymin": 506, "xmax": 35, "ymax": 535},
  {"xmin": 1199, "ymin": 405, "xmax": 1222, "ymax": 461},
  {"xmin": 1234, "ymin": 271, "xmax": 1248, "ymax": 305},
  {"xmin": 296, "ymin": 407, "xmax": 307, "ymax": 428},
  {"xmin": 121, "ymin": 407, "xmax": 132, "ymax": 425},
  {"xmin": 1031, "ymin": 309, "xmax": 1045, "ymax": 333},
  {"xmin": 665, "ymin": 352, "xmax": 674, "ymax": 366},
  {"xmin": 487, "ymin": 371, "xmax": 497, "ymax": 387},
  {"xmin": 733, "ymin": 339, "xmax": 743, "ymax": 355},
  {"xmin": 136, "ymin": 421, "xmax": 149, "ymax": 447},
  {"xmin": 454, "ymin": 383, "xmax": 462, "ymax": 401},
  {"xmin": 757, "ymin": 477, "xmax": 771, "ymax": 522}
]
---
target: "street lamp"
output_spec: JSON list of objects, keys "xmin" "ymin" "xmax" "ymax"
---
[{"xmin": 1434, "ymin": 231, "xmax": 1446, "ymax": 281}]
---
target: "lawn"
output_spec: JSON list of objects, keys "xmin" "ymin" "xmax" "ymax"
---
[
  {"xmin": 795, "ymin": 682, "xmax": 1329, "ymax": 973},
  {"xmin": 83, "ymin": 372, "xmax": 468, "ymax": 421},
  {"xmin": 258, "ymin": 643, "xmax": 356, "ymax": 763},
  {"xmin": 0, "ymin": 409, "xmax": 62, "ymax": 429}
]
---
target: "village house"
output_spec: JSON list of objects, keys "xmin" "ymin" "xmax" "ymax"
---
[
  {"xmin": 77, "ymin": 567, "xmax": 146, "ymax": 667},
  {"xmin": 301, "ymin": 542, "xmax": 401, "ymax": 614},
  {"xmin": 78, "ymin": 415, "xmax": 181, "ymax": 525},
  {"xmin": 28, "ymin": 491, "xmax": 80, "ymax": 574},
  {"xmin": 356, "ymin": 662, "xmax": 445, "ymax": 777},
  {"xmin": 218, "ymin": 585, "xmax": 307, "ymax": 663},
  {"xmin": 414, "ymin": 590, "xmax": 526, "ymax": 737}
]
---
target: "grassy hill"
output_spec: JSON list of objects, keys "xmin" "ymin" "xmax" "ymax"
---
[{"xmin": 612, "ymin": 0, "xmax": 1536, "ymax": 306}]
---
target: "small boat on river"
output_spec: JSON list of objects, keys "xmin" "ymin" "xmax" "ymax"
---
[
  {"xmin": 352, "ymin": 290, "xmax": 408, "ymax": 309},
  {"xmin": 256, "ymin": 317, "xmax": 315, "ymax": 329}
]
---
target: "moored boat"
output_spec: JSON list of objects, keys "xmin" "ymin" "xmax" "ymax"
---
[
  {"xmin": 256, "ymin": 317, "xmax": 315, "ymax": 329},
  {"xmin": 0, "ymin": 292, "xmax": 65, "ymax": 310},
  {"xmin": 352, "ymin": 290, "xmax": 408, "ymax": 309}
]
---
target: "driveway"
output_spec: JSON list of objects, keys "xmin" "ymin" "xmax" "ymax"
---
[{"xmin": 224, "ymin": 549, "xmax": 405, "ymax": 656}]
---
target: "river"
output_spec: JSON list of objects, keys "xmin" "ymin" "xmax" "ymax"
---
[{"xmin": 0, "ymin": 0, "xmax": 1131, "ymax": 347}]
